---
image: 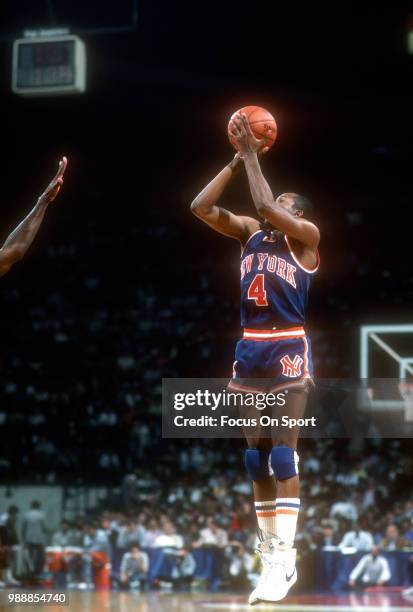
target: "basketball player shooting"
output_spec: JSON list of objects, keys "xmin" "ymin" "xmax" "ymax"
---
[
  {"xmin": 0, "ymin": 157, "xmax": 67, "ymax": 277},
  {"xmin": 191, "ymin": 112, "xmax": 319, "ymax": 604}
]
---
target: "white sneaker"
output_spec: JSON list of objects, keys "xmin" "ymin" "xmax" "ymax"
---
[
  {"xmin": 248, "ymin": 538, "xmax": 297, "ymax": 605},
  {"xmin": 5, "ymin": 569, "xmax": 21, "ymax": 586},
  {"xmin": 77, "ymin": 582, "xmax": 89, "ymax": 590}
]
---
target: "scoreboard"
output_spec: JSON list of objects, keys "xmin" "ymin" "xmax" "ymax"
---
[{"xmin": 12, "ymin": 35, "xmax": 86, "ymax": 96}]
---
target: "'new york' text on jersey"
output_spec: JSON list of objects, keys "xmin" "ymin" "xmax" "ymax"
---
[{"xmin": 240, "ymin": 230, "xmax": 319, "ymax": 329}]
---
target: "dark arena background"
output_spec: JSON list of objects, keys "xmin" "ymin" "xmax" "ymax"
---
[{"xmin": 0, "ymin": 1, "xmax": 412, "ymax": 611}]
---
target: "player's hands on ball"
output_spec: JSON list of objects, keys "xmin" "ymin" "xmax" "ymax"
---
[
  {"xmin": 230, "ymin": 113, "xmax": 269, "ymax": 156},
  {"xmin": 38, "ymin": 156, "xmax": 68, "ymax": 205}
]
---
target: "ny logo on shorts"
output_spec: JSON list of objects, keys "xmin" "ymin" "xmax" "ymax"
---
[{"xmin": 280, "ymin": 354, "xmax": 303, "ymax": 377}]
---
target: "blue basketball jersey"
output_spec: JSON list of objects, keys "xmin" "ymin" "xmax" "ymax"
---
[{"xmin": 240, "ymin": 230, "xmax": 318, "ymax": 329}]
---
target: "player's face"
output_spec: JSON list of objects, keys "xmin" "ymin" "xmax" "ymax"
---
[
  {"xmin": 262, "ymin": 193, "xmax": 301, "ymax": 234},
  {"xmin": 275, "ymin": 193, "xmax": 297, "ymax": 214}
]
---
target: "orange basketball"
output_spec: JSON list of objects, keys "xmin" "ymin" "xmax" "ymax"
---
[{"xmin": 228, "ymin": 105, "xmax": 277, "ymax": 152}]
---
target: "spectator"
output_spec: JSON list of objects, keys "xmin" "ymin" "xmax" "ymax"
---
[
  {"xmin": 70, "ymin": 518, "xmax": 86, "ymax": 547},
  {"xmin": 154, "ymin": 521, "xmax": 184, "ymax": 549},
  {"xmin": 22, "ymin": 501, "xmax": 47, "ymax": 581},
  {"xmin": 313, "ymin": 521, "xmax": 341, "ymax": 548},
  {"xmin": 400, "ymin": 519, "xmax": 413, "ymax": 544},
  {"xmin": 361, "ymin": 482, "xmax": 377, "ymax": 511},
  {"xmin": 1, "ymin": 506, "xmax": 19, "ymax": 548},
  {"xmin": 193, "ymin": 518, "xmax": 228, "ymax": 592},
  {"xmin": 141, "ymin": 518, "xmax": 161, "ymax": 548},
  {"xmin": 117, "ymin": 521, "xmax": 140, "ymax": 549},
  {"xmin": 121, "ymin": 474, "xmax": 140, "ymax": 513},
  {"xmin": 339, "ymin": 522, "xmax": 374, "ymax": 551},
  {"xmin": 226, "ymin": 542, "xmax": 253, "ymax": 590},
  {"xmin": 52, "ymin": 521, "xmax": 76, "ymax": 548},
  {"xmin": 171, "ymin": 549, "xmax": 196, "ymax": 591},
  {"xmin": 70, "ymin": 523, "xmax": 110, "ymax": 590},
  {"xmin": 379, "ymin": 524, "xmax": 411, "ymax": 550},
  {"xmin": 349, "ymin": 546, "xmax": 391, "ymax": 590},
  {"xmin": 0, "ymin": 505, "xmax": 20, "ymax": 586},
  {"xmin": 119, "ymin": 544, "xmax": 149, "ymax": 591},
  {"xmin": 404, "ymin": 501, "xmax": 413, "ymax": 521},
  {"xmin": 330, "ymin": 495, "xmax": 358, "ymax": 522},
  {"xmin": 193, "ymin": 518, "xmax": 228, "ymax": 549}
]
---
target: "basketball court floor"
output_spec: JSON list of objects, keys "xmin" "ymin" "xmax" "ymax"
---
[{"xmin": 4, "ymin": 591, "xmax": 413, "ymax": 612}]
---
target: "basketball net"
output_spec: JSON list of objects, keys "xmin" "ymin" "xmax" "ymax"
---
[{"xmin": 399, "ymin": 382, "xmax": 413, "ymax": 423}]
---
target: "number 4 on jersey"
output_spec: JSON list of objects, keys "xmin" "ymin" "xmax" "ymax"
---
[{"xmin": 247, "ymin": 274, "xmax": 268, "ymax": 306}]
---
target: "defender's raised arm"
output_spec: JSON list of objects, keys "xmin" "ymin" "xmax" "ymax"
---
[{"xmin": 0, "ymin": 157, "xmax": 67, "ymax": 277}]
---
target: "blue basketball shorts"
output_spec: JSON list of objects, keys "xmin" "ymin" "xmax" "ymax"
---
[{"xmin": 229, "ymin": 326, "xmax": 314, "ymax": 393}]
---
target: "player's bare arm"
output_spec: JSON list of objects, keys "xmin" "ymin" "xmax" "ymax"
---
[
  {"xmin": 0, "ymin": 157, "xmax": 67, "ymax": 277},
  {"xmin": 190, "ymin": 153, "xmax": 259, "ymax": 245},
  {"xmin": 230, "ymin": 114, "xmax": 320, "ymax": 251}
]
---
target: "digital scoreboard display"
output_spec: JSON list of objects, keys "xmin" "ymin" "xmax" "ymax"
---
[{"xmin": 12, "ymin": 35, "xmax": 86, "ymax": 96}]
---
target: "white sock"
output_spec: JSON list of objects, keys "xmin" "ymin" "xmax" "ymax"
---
[
  {"xmin": 275, "ymin": 498, "xmax": 300, "ymax": 546},
  {"xmin": 254, "ymin": 500, "xmax": 277, "ymax": 540}
]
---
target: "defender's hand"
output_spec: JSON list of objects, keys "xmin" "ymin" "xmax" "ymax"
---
[{"xmin": 38, "ymin": 156, "xmax": 68, "ymax": 205}]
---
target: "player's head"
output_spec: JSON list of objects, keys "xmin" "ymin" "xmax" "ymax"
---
[
  {"xmin": 275, "ymin": 193, "xmax": 315, "ymax": 221},
  {"xmin": 260, "ymin": 192, "xmax": 314, "ymax": 236}
]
